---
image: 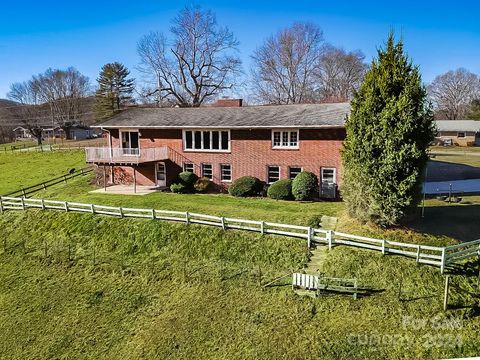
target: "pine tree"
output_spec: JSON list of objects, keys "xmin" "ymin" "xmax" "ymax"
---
[
  {"xmin": 341, "ymin": 34, "xmax": 435, "ymax": 226},
  {"xmin": 95, "ymin": 62, "xmax": 135, "ymax": 119}
]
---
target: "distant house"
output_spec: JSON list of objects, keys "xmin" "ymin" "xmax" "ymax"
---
[
  {"xmin": 69, "ymin": 126, "xmax": 98, "ymax": 140},
  {"xmin": 13, "ymin": 126, "xmax": 32, "ymax": 139},
  {"xmin": 86, "ymin": 100, "xmax": 350, "ymax": 198},
  {"xmin": 435, "ymin": 120, "xmax": 480, "ymax": 146}
]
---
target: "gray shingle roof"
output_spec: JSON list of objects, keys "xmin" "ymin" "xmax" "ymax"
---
[
  {"xmin": 95, "ymin": 103, "xmax": 350, "ymax": 129},
  {"xmin": 436, "ymin": 120, "xmax": 480, "ymax": 133}
]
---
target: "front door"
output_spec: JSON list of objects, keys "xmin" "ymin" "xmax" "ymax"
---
[
  {"xmin": 155, "ymin": 162, "xmax": 167, "ymax": 187},
  {"xmin": 320, "ymin": 167, "xmax": 336, "ymax": 199}
]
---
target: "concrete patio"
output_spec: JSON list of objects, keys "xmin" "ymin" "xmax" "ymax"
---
[{"xmin": 90, "ymin": 185, "xmax": 161, "ymax": 196}]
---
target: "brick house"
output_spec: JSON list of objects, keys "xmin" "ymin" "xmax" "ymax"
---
[
  {"xmin": 435, "ymin": 120, "xmax": 480, "ymax": 147},
  {"xmin": 86, "ymin": 101, "xmax": 350, "ymax": 198}
]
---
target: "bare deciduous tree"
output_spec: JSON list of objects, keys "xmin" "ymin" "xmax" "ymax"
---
[
  {"xmin": 315, "ymin": 45, "xmax": 368, "ymax": 102},
  {"xmin": 137, "ymin": 6, "xmax": 242, "ymax": 107},
  {"xmin": 32, "ymin": 67, "xmax": 91, "ymax": 135},
  {"xmin": 428, "ymin": 68, "xmax": 480, "ymax": 119},
  {"xmin": 7, "ymin": 81, "xmax": 45, "ymax": 144},
  {"xmin": 250, "ymin": 22, "xmax": 324, "ymax": 104}
]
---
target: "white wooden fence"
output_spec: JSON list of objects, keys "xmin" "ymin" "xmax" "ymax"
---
[{"xmin": 0, "ymin": 196, "xmax": 478, "ymax": 273}]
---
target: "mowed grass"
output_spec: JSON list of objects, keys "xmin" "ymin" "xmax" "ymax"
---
[
  {"xmin": 0, "ymin": 151, "xmax": 85, "ymax": 194},
  {"xmin": 1, "ymin": 210, "xmax": 480, "ymax": 359},
  {"xmin": 1, "ymin": 151, "xmax": 480, "ymax": 358}
]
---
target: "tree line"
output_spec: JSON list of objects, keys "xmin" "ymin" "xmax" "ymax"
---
[{"xmin": 1, "ymin": 5, "xmax": 479, "ymax": 144}]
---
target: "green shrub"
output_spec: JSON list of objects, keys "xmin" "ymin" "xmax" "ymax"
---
[
  {"xmin": 292, "ymin": 171, "xmax": 318, "ymax": 201},
  {"xmin": 178, "ymin": 171, "xmax": 198, "ymax": 187},
  {"xmin": 170, "ymin": 171, "xmax": 198, "ymax": 194},
  {"xmin": 194, "ymin": 177, "xmax": 211, "ymax": 193},
  {"xmin": 267, "ymin": 179, "xmax": 292, "ymax": 200},
  {"xmin": 170, "ymin": 183, "xmax": 187, "ymax": 194},
  {"xmin": 228, "ymin": 176, "xmax": 262, "ymax": 197}
]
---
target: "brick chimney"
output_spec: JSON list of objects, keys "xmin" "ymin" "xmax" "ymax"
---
[{"xmin": 213, "ymin": 98, "xmax": 243, "ymax": 107}]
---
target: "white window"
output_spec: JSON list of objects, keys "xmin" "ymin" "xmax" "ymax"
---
[
  {"xmin": 201, "ymin": 163, "xmax": 213, "ymax": 179},
  {"xmin": 321, "ymin": 167, "xmax": 336, "ymax": 184},
  {"xmin": 220, "ymin": 164, "xmax": 232, "ymax": 182},
  {"xmin": 288, "ymin": 166, "xmax": 302, "ymax": 180},
  {"xmin": 183, "ymin": 163, "xmax": 194, "ymax": 173},
  {"xmin": 267, "ymin": 165, "xmax": 280, "ymax": 184},
  {"xmin": 183, "ymin": 130, "xmax": 230, "ymax": 152},
  {"xmin": 457, "ymin": 132, "xmax": 466, "ymax": 139},
  {"xmin": 271, "ymin": 130, "xmax": 299, "ymax": 149}
]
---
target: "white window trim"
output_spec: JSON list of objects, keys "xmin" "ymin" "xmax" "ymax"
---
[
  {"xmin": 271, "ymin": 129, "xmax": 299, "ymax": 149},
  {"xmin": 201, "ymin": 163, "xmax": 213, "ymax": 179},
  {"xmin": 220, "ymin": 163, "xmax": 232, "ymax": 183},
  {"xmin": 288, "ymin": 166, "xmax": 303, "ymax": 179},
  {"xmin": 321, "ymin": 167, "xmax": 337, "ymax": 184},
  {"xmin": 182, "ymin": 129, "xmax": 231, "ymax": 153},
  {"xmin": 183, "ymin": 162, "xmax": 194, "ymax": 173},
  {"xmin": 119, "ymin": 129, "xmax": 140, "ymax": 156},
  {"xmin": 267, "ymin": 165, "xmax": 281, "ymax": 184}
]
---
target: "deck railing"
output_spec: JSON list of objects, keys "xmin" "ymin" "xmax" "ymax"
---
[{"xmin": 85, "ymin": 147, "xmax": 169, "ymax": 164}]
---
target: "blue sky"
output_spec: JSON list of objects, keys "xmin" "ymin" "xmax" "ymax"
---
[{"xmin": 1, "ymin": 0, "xmax": 479, "ymax": 98}]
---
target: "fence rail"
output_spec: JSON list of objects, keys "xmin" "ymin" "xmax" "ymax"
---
[
  {"xmin": 1, "ymin": 167, "xmax": 93, "ymax": 198},
  {"xmin": 0, "ymin": 196, "xmax": 478, "ymax": 273}
]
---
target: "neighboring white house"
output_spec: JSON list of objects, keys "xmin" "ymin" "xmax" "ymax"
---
[
  {"xmin": 435, "ymin": 120, "xmax": 480, "ymax": 146},
  {"xmin": 13, "ymin": 126, "xmax": 32, "ymax": 139}
]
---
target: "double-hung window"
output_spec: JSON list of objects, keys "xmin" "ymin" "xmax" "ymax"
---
[
  {"xmin": 267, "ymin": 166, "xmax": 280, "ymax": 184},
  {"xmin": 183, "ymin": 130, "xmax": 230, "ymax": 151},
  {"xmin": 271, "ymin": 130, "xmax": 299, "ymax": 149},
  {"xmin": 183, "ymin": 163, "xmax": 194, "ymax": 173},
  {"xmin": 220, "ymin": 164, "xmax": 232, "ymax": 182},
  {"xmin": 288, "ymin": 166, "xmax": 302, "ymax": 180},
  {"xmin": 201, "ymin": 163, "xmax": 213, "ymax": 179}
]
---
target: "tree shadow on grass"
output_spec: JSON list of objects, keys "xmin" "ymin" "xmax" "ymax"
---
[
  {"xmin": 427, "ymin": 159, "xmax": 480, "ymax": 181},
  {"xmin": 407, "ymin": 204, "xmax": 480, "ymax": 242}
]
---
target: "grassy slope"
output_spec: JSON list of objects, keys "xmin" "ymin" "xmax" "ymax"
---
[
  {"xmin": 0, "ymin": 151, "xmax": 85, "ymax": 194},
  {"xmin": 1, "ymin": 151, "xmax": 480, "ymax": 358},
  {"xmin": 1, "ymin": 210, "xmax": 479, "ymax": 359}
]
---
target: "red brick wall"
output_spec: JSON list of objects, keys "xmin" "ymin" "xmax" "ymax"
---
[{"xmin": 110, "ymin": 128, "xmax": 345, "ymax": 188}]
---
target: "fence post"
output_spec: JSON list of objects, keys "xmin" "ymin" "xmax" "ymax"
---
[
  {"xmin": 382, "ymin": 240, "xmax": 386, "ymax": 255},
  {"xmin": 151, "ymin": 209, "xmax": 155, "ymax": 220},
  {"xmin": 185, "ymin": 212, "xmax": 190, "ymax": 224},
  {"xmin": 260, "ymin": 221, "xmax": 265, "ymax": 235},
  {"xmin": 441, "ymin": 248, "xmax": 446, "ymax": 274},
  {"xmin": 63, "ymin": 175, "xmax": 67, "ymax": 183},
  {"xmin": 90, "ymin": 204, "xmax": 95, "ymax": 214},
  {"xmin": 307, "ymin": 227, "xmax": 313, "ymax": 248},
  {"xmin": 119, "ymin": 207, "xmax": 123, "ymax": 218},
  {"xmin": 64, "ymin": 202, "xmax": 68, "ymax": 212},
  {"xmin": 221, "ymin": 217, "xmax": 226, "ymax": 230},
  {"xmin": 0, "ymin": 197, "xmax": 3, "ymax": 213},
  {"xmin": 327, "ymin": 230, "xmax": 333, "ymax": 250},
  {"xmin": 41, "ymin": 199, "xmax": 45, "ymax": 210},
  {"xmin": 416, "ymin": 245, "xmax": 421, "ymax": 264},
  {"xmin": 21, "ymin": 197, "xmax": 25, "ymax": 210}
]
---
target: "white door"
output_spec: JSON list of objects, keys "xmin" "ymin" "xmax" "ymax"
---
[
  {"xmin": 320, "ymin": 167, "xmax": 336, "ymax": 199},
  {"xmin": 156, "ymin": 162, "xmax": 167, "ymax": 187}
]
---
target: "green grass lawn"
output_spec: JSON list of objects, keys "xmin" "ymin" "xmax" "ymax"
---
[
  {"xmin": 0, "ymin": 151, "xmax": 85, "ymax": 195},
  {"xmin": 1, "ymin": 151, "xmax": 480, "ymax": 359}
]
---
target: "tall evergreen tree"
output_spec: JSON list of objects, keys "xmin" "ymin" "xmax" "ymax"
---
[
  {"xmin": 341, "ymin": 34, "xmax": 435, "ymax": 226},
  {"xmin": 95, "ymin": 62, "xmax": 135, "ymax": 119}
]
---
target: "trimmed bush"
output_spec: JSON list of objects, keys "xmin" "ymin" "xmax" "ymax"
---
[
  {"xmin": 267, "ymin": 179, "xmax": 292, "ymax": 200},
  {"xmin": 228, "ymin": 176, "xmax": 262, "ymax": 197},
  {"xmin": 292, "ymin": 171, "xmax": 318, "ymax": 201},
  {"xmin": 170, "ymin": 171, "xmax": 198, "ymax": 193},
  {"xmin": 170, "ymin": 183, "xmax": 187, "ymax": 194},
  {"xmin": 194, "ymin": 177, "xmax": 211, "ymax": 193}
]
